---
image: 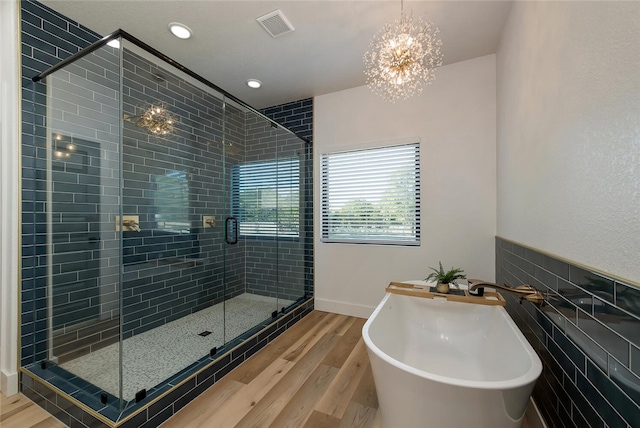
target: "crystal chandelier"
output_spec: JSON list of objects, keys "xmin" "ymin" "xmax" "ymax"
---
[
  {"xmin": 124, "ymin": 104, "xmax": 178, "ymax": 136},
  {"xmin": 363, "ymin": 0, "xmax": 443, "ymax": 103}
]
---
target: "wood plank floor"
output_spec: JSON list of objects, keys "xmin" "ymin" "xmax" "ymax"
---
[
  {"xmin": 3, "ymin": 310, "xmax": 539, "ymax": 428},
  {"xmin": 0, "ymin": 391, "xmax": 66, "ymax": 428},
  {"xmin": 162, "ymin": 310, "xmax": 378, "ymax": 428}
]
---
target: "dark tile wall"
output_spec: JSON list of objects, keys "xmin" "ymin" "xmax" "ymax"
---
[
  {"xmin": 496, "ymin": 237, "xmax": 640, "ymax": 428},
  {"xmin": 260, "ymin": 98, "xmax": 313, "ymax": 143},
  {"xmin": 21, "ymin": 0, "xmax": 101, "ymax": 368},
  {"xmin": 242, "ymin": 239, "xmax": 307, "ymax": 301}
]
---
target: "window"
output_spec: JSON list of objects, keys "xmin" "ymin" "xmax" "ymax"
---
[
  {"xmin": 321, "ymin": 142, "xmax": 420, "ymax": 245},
  {"xmin": 233, "ymin": 158, "xmax": 300, "ymax": 237}
]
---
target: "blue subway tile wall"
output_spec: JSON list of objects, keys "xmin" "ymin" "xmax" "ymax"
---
[
  {"xmin": 496, "ymin": 237, "xmax": 640, "ymax": 428},
  {"xmin": 261, "ymin": 98, "xmax": 313, "ymax": 143},
  {"xmin": 21, "ymin": 0, "xmax": 102, "ymax": 369}
]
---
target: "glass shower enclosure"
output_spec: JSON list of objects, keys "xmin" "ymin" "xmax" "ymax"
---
[{"xmin": 24, "ymin": 30, "xmax": 312, "ymax": 414}]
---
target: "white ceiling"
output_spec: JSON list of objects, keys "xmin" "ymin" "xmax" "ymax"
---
[{"xmin": 40, "ymin": 0, "xmax": 513, "ymax": 109}]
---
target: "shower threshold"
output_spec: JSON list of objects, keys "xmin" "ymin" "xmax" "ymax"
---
[{"xmin": 58, "ymin": 293, "xmax": 293, "ymax": 401}]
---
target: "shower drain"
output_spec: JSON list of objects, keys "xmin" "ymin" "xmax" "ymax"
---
[{"xmin": 198, "ymin": 331, "xmax": 212, "ymax": 337}]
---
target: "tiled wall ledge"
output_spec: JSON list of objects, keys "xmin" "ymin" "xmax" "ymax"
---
[
  {"xmin": 21, "ymin": 298, "xmax": 314, "ymax": 428},
  {"xmin": 496, "ymin": 237, "xmax": 640, "ymax": 428}
]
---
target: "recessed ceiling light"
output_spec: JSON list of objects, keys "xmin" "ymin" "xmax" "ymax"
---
[
  {"xmin": 246, "ymin": 79, "xmax": 262, "ymax": 89},
  {"xmin": 168, "ymin": 22, "xmax": 192, "ymax": 40},
  {"xmin": 107, "ymin": 39, "xmax": 120, "ymax": 48}
]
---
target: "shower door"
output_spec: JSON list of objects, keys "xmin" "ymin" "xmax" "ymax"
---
[
  {"xmin": 222, "ymin": 103, "xmax": 309, "ymax": 343},
  {"xmin": 222, "ymin": 103, "xmax": 279, "ymax": 343}
]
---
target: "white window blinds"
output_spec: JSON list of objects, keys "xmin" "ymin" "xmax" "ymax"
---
[
  {"xmin": 321, "ymin": 142, "xmax": 420, "ymax": 245},
  {"xmin": 232, "ymin": 158, "xmax": 300, "ymax": 237}
]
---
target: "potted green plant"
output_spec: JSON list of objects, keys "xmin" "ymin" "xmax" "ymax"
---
[{"xmin": 425, "ymin": 261, "xmax": 466, "ymax": 294}]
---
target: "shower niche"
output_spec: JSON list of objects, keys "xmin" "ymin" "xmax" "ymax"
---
[{"xmin": 23, "ymin": 30, "xmax": 312, "ymax": 425}]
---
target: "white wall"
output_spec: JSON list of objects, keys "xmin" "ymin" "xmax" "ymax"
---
[
  {"xmin": 0, "ymin": 0, "xmax": 21, "ymax": 396},
  {"xmin": 497, "ymin": 1, "xmax": 640, "ymax": 282},
  {"xmin": 314, "ymin": 55, "xmax": 497, "ymax": 317}
]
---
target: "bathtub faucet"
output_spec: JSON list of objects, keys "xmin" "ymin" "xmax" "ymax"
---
[{"xmin": 467, "ymin": 279, "xmax": 545, "ymax": 307}]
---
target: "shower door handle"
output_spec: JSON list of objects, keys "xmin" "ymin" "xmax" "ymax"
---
[{"xmin": 225, "ymin": 217, "xmax": 238, "ymax": 245}]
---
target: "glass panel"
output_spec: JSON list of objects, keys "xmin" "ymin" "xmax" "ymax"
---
[
  {"xmin": 275, "ymin": 126, "xmax": 308, "ymax": 306},
  {"xmin": 45, "ymin": 41, "xmax": 124, "ymax": 402},
  {"xmin": 223, "ymin": 104, "xmax": 278, "ymax": 343},
  {"xmin": 117, "ymin": 39, "xmax": 228, "ymax": 403}
]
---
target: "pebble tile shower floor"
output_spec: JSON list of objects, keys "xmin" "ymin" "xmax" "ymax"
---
[{"xmin": 59, "ymin": 293, "xmax": 293, "ymax": 401}]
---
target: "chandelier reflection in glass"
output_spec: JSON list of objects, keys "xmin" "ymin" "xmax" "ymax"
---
[
  {"xmin": 363, "ymin": 0, "xmax": 443, "ymax": 103},
  {"xmin": 124, "ymin": 103, "xmax": 178, "ymax": 136}
]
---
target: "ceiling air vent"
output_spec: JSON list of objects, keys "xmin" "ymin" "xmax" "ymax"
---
[{"xmin": 256, "ymin": 10, "xmax": 295, "ymax": 38}]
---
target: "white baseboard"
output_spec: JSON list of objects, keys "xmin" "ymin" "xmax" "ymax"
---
[
  {"xmin": 1, "ymin": 369, "xmax": 19, "ymax": 396},
  {"xmin": 314, "ymin": 298, "xmax": 375, "ymax": 319}
]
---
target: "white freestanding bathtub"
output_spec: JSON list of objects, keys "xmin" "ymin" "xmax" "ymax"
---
[{"xmin": 363, "ymin": 292, "xmax": 542, "ymax": 428}]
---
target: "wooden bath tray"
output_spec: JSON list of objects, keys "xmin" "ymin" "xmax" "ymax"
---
[{"xmin": 386, "ymin": 282, "xmax": 506, "ymax": 306}]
